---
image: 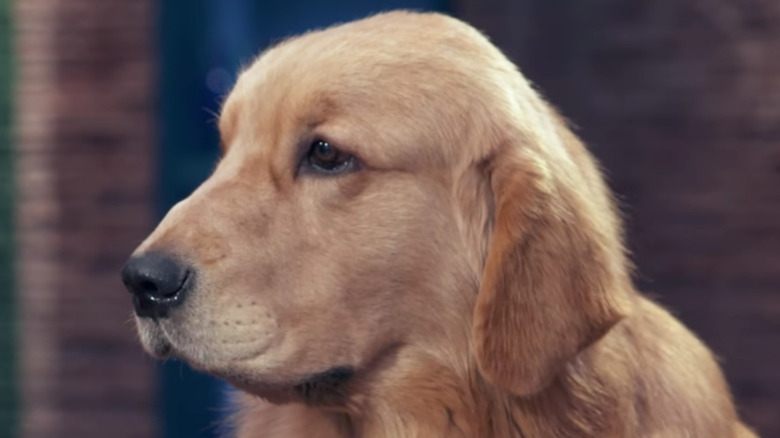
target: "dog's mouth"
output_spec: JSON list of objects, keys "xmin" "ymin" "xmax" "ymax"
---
[
  {"xmin": 136, "ymin": 315, "xmax": 402, "ymax": 410},
  {"xmin": 223, "ymin": 365, "xmax": 357, "ymax": 406},
  {"xmin": 137, "ymin": 318, "xmax": 357, "ymax": 405},
  {"xmin": 150, "ymin": 331, "xmax": 173, "ymax": 358},
  {"xmin": 292, "ymin": 366, "xmax": 355, "ymax": 406},
  {"xmin": 152, "ymin": 339, "xmax": 173, "ymax": 359},
  {"xmin": 136, "ymin": 318, "xmax": 174, "ymax": 359}
]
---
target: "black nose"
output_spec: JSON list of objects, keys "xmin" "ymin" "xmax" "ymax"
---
[{"xmin": 121, "ymin": 252, "xmax": 193, "ymax": 318}]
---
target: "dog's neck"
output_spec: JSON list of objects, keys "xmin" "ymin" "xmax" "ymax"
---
[
  {"xmin": 236, "ymin": 327, "xmax": 621, "ymax": 438},
  {"xmin": 305, "ymin": 347, "xmax": 514, "ymax": 438},
  {"xmin": 235, "ymin": 352, "xmax": 618, "ymax": 438},
  {"xmin": 309, "ymin": 348, "xmax": 618, "ymax": 438}
]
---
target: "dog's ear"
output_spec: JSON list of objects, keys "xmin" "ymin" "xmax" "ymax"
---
[{"xmin": 472, "ymin": 126, "xmax": 634, "ymax": 396}]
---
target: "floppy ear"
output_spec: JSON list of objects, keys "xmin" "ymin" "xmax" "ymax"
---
[{"xmin": 472, "ymin": 131, "xmax": 634, "ymax": 396}]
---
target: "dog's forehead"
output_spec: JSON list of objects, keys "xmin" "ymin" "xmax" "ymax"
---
[{"xmin": 218, "ymin": 11, "xmax": 511, "ymax": 170}]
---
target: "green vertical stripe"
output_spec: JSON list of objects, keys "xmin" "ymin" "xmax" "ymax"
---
[{"xmin": 0, "ymin": 0, "xmax": 17, "ymax": 435}]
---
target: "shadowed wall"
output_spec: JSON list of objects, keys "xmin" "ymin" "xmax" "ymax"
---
[{"xmin": 456, "ymin": 1, "xmax": 780, "ymax": 436}]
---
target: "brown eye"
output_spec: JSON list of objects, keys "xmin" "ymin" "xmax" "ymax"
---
[{"xmin": 306, "ymin": 140, "xmax": 355, "ymax": 174}]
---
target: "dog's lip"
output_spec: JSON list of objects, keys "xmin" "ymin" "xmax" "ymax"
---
[
  {"xmin": 145, "ymin": 318, "xmax": 175, "ymax": 359},
  {"xmin": 152, "ymin": 338, "xmax": 173, "ymax": 358},
  {"xmin": 216, "ymin": 367, "xmax": 355, "ymax": 406},
  {"xmin": 228, "ymin": 343, "xmax": 402, "ymax": 405}
]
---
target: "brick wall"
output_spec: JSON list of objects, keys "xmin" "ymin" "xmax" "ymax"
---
[
  {"xmin": 455, "ymin": 1, "xmax": 780, "ymax": 435},
  {"xmin": 14, "ymin": 0, "xmax": 156, "ymax": 436}
]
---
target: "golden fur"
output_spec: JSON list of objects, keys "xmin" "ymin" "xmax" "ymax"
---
[{"xmin": 129, "ymin": 11, "xmax": 758, "ymax": 437}]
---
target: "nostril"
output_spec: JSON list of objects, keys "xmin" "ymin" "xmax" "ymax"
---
[
  {"xmin": 121, "ymin": 252, "xmax": 194, "ymax": 317},
  {"xmin": 165, "ymin": 270, "xmax": 190, "ymax": 298},
  {"xmin": 139, "ymin": 280, "xmax": 158, "ymax": 296}
]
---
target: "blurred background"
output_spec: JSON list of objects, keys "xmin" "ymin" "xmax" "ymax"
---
[{"xmin": 0, "ymin": 0, "xmax": 778, "ymax": 437}]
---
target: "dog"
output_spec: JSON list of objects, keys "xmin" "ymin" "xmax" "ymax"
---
[{"xmin": 121, "ymin": 11, "xmax": 758, "ymax": 438}]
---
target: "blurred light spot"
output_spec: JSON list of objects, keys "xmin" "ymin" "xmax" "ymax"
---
[{"xmin": 206, "ymin": 67, "xmax": 233, "ymax": 95}]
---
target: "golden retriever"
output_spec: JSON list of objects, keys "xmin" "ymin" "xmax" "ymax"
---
[{"xmin": 121, "ymin": 11, "xmax": 758, "ymax": 438}]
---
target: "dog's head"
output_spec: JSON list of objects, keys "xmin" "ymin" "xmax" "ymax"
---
[{"xmin": 122, "ymin": 11, "xmax": 633, "ymax": 404}]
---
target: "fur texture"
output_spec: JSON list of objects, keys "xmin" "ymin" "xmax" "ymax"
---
[{"xmin": 128, "ymin": 11, "xmax": 757, "ymax": 438}]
